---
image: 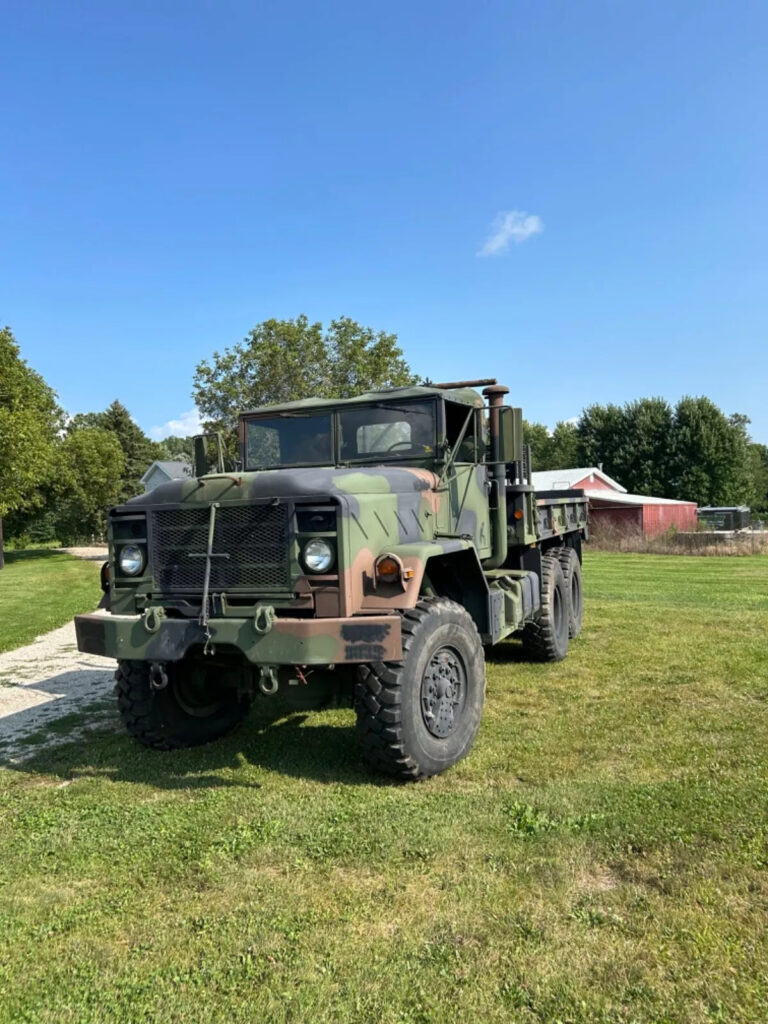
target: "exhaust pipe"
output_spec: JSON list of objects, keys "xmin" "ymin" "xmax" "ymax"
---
[{"xmin": 482, "ymin": 384, "xmax": 510, "ymax": 569}]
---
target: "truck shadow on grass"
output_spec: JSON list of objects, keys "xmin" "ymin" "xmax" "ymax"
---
[
  {"xmin": 1, "ymin": 689, "xmax": 376, "ymax": 789},
  {"xmin": 485, "ymin": 639, "xmax": 530, "ymax": 664}
]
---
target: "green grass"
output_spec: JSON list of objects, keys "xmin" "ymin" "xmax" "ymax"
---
[
  {"xmin": 0, "ymin": 550, "xmax": 102, "ymax": 653},
  {"xmin": 1, "ymin": 553, "xmax": 767, "ymax": 1023}
]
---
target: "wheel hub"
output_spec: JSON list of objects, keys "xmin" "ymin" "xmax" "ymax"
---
[
  {"xmin": 172, "ymin": 665, "xmax": 224, "ymax": 718},
  {"xmin": 421, "ymin": 647, "xmax": 466, "ymax": 738}
]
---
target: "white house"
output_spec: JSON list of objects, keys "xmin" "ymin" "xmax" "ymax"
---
[{"xmin": 141, "ymin": 459, "xmax": 193, "ymax": 492}]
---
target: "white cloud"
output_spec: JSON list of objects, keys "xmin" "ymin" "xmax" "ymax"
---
[
  {"xmin": 149, "ymin": 407, "xmax": 203, "ymax": 440},
  {"xmin": 477, "ymin": 210, "xmax": 543, "ymax": 257}
]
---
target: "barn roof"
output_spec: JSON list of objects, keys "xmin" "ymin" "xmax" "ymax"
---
[
  {"xmin": 532, "ymin": 467, "xmax": 626, "ymax": 493},
  {"xmin": 584, "ymin": 489, "xmax": 697, "ymax": 506}
]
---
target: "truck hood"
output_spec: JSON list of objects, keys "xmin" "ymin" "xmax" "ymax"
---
[{"xmin": 123, "ymin": 465, "xmax": 440, "ymax": 509}]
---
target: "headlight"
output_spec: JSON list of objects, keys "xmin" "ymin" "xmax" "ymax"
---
[
  {"xmin": 303, "ymin": 538, "xmax": 334, "ymax": 573},
  {"xmin": 118, "ymin": 544, "xmax": 145, "ymax": 576}
]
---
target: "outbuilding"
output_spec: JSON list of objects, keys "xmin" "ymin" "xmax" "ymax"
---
[
  {"xmin": 531, "ymin": 467, "xmax": 698, "ymax": 538},
  {"xmin": 698, "ymin": 506, "xmax": 750, "ymax": 531}
]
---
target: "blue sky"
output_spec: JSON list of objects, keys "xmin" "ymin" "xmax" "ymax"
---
[{"xmin": 2, "ymin": 1, "xmax": 766, "ymax": 441}]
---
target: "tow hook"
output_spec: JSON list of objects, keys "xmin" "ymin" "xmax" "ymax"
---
[
  {"xmin": 253, "ymin": 605, "xmax": 276, "ymax": 635},
  {"xmin": 258, "ymin": 665, "xmax": 279, "ymax": 695},
  {"xmin": 144, "ymin": 607, "xmax": 165, "ymax": 633},
  {"xmin": 149, "ymin": 662, "xmax": 169, "ymax": 690}
]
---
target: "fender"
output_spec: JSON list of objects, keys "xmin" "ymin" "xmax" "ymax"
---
[{"xmin": 360, "ymin": 540, "xmax": 495, "ymax": 641}]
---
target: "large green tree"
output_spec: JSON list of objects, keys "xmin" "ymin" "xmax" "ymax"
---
[
  {"xmin": 0, "ymin": 327, "xmax": 63, "ymax": 563},
  {"xmin": 615, "ymin": 397, "xmax": 674, "ymax": 496},
  {"xmin": 53, "ymin": 428, "xmax": 125, "ymax": 543},
  {"xmin": 577, "ymin": 402, "xmax": 632, "ymax": 487},
  {"xmin": 670, "ymin": 398, "xmax": 755, "ymax": 506},
  {"xmin": 749, "ymin": 443, "xmax": 768, "ymax": 512},
  {"xmin": 193, "ymin": 315, "xmax": 417, "ymax": 434},
  {"xmin": 523, "ymin": 419, "xmax": 581, "ymax": 472},
  {"xmin": 69, "ymin": 400, "xmax": 162, "ymax": 502},
  {"xmin": 523, "ymin": 420, "xmax": 552, "ymax": 471}
]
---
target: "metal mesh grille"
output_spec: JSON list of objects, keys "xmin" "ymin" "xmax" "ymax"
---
[{"xmin": 150, "ymin": 504, "xmax": 290, "ymax": 592}]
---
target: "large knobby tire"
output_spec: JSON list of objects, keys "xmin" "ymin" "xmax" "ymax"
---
[
  {"xmin": 556, "ymin": 546, "xmax": 583, "ymax": 638},
  {"xmin": 521, "ymin": 553, "xmax": 569, "ymax": 662},
  {"xmin": 355, "ymin": 598, "xmax": 486, "ymax": 781},
  {"xmin": 116, "ymin": 659, "xmax": 251, "ymax": 751}
]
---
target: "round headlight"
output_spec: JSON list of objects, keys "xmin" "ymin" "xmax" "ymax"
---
[
  {"xmin": 119, "ymin": 544, "xmax": 145, "ymax": 576},
  {"xmin": 303, "ymin": 538, "xmax": 334, "ymax": 573}
]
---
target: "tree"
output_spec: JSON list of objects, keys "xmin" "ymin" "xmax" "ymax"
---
[
  {"xmin": 670, "ymin": 397, "xmax": 754, "ymax": 506},
  {"xmin": 523, "ymin": 420, "xmax": 552, "ymax": 471},
  {"xmin": 576, "ymin": 398, "xmax": 674, "ymax": 495},
  {"xmin": 157, "ymin": 435, "xmax": 195, "ymax": 462},
  {"xmin": 69, "ymin": 400, "xmax": 162, "ymax": 502},
  {"xmin": 618, "ymin": 398, "xmax": 674, "ymax": 496},
  {"xmin": 53, "ymin": 428, "xmax": 125, "ymax": 543},
  {"xmin": 548, "ymin": 420, "xmax": 581, "ymax": 470},
  {"xmin": 193, "ymin": 315, "xmax": 417, "ymax": 434},
  {"xmin": 576, "ymin": 403, "xmax": 630, "ymax": 486},
  {"xmin": 0, "ymin": 327, "xmax": 63, "ymax": 564},
  {"xmin": 749, "ymin": 443, "xmax": 768, "ymax": 512},
  {"xmin": 523, "ymin": 419, "xmax": 581, "ymax": 472}
]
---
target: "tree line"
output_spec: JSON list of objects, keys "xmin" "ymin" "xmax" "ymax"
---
[
  {"xmin": 525, "ymin": 398, "xmax": 768, "ymax": 509},
  {"xmin": 0, "ymin": 326, "xmax": 187, "ymax": 548},
  {"xmin": 2, "ymin": 317, "xmax": 766, "ymax": 555},
  {"xmin": 0, "ymin": 317, "xmax": 415, "ymax": 549}
]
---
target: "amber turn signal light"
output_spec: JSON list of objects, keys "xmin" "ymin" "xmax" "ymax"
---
[{"xmin": 375, "ymin": 555, "xmax": 401, "ymax": 582}]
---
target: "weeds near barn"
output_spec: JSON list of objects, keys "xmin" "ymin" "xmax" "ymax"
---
[
  {"xmin": 590, "ymin": 520, "xmax": 768, "ymax": 556},
  {"xmin": 1, "ymin": 553, "xmax": 767, "ymax": 1022}
]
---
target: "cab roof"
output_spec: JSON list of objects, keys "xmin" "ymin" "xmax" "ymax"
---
[{"xmin": 240, "ymin": 384, "xmax": 485, "ymax": 418}]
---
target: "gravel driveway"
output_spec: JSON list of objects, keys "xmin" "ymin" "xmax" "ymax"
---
[{"xmin": 0, "ymin": 615, "xmax": 117, "ymax": 762}]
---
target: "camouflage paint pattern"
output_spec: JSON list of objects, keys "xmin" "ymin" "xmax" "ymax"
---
[
  {"xmin": 74, "ymin": 384, "xmax": 588, "ymax": 669},
  {"xmin": 75, "ymin": 610, "xmax": 402, "ymax": 665}
]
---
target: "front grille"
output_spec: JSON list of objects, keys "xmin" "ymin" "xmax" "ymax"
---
[{"xmin": 150, "ymin": 503, "xmax": 291, "ymax": 593}]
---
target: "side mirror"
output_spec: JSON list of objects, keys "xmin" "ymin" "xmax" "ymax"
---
[
  {"xmin": 498, "ymin": 407, "xmax": 523, "ymax": 464},
  {"xmin": 193, "ymin": 433, "xmax": 226, "ymax": 477}
]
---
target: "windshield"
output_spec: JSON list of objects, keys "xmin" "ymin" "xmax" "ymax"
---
[
  {"xmin": 245, "ymin": 412, "xmax": 332, "ymax": 469},
  {"xmin": 243, "ymin": 399, "xmax": 437, "ymax": 470},
  {"xmin": 338, "ymin": 401, "xmax": 436, "ymax": 462}
]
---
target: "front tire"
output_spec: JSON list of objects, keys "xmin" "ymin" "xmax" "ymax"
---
[
  {"xmin": 354, "ymin": 598, "xmax": 485, "ymax": 780},
  {"xmin": 116, "ymin": 658, "xmax": 251, "ymax": 750}
]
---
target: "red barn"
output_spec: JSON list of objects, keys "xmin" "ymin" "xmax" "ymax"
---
[{"xmin": 532, "ymin": 467, "xmax": 697, "ymax": 538}]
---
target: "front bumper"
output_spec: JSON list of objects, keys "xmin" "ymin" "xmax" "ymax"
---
[{"xmin": 74, "ymin": 612, "xmax": 402, "ymax": 666}]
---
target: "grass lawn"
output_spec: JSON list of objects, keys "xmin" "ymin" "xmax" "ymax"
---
[
  {"xmin": 1, "ymin": 552, "xmax": 767, "ymax": 1023},
  {"xmin": 0, "ymin": 550, "xmax": 102, "ymax": 653}
]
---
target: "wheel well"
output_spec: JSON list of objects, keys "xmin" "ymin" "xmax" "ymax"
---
[{"xmin": 422, "ymin": 549, "xmax": 490, "ymax": 637}]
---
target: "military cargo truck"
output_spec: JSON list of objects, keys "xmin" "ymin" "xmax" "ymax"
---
[{"xmin": 75, "ymin": 379, "xmax": 588, "ymax": 779}]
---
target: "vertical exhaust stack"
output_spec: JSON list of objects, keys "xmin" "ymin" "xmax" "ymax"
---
[{"xmin": 483, "ymin": 384, "xmax": 510, "ymax": 569}]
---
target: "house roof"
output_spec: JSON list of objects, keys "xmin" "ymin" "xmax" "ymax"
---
[
  {"xmin": 140, "ymin": 460, "xmax": 192, "ymax": 484},
  {"xmin": 532, "ymin": 467, "xmax": 626, "ymax": 493},
  {"xmin": 583, "ymin": 489, "xmax": 697, "ymax": 507}
]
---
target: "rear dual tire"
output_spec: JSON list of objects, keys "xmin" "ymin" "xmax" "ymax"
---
[
  {"xmin": 556, "ymin": 547, "xmax": 583, "ymax": 639},
  {"xmin": 521, "ymin": 552, "xmax": 570, "ymax": 662}
]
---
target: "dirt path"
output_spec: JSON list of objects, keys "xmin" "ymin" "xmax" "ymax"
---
[
  {"xmin": 56, "ymin": 546, "xmax": 109, "ymax": 561},
  {"xmin": 0, "ymin": 616, "xmax": 117, "ymax": 762}
]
